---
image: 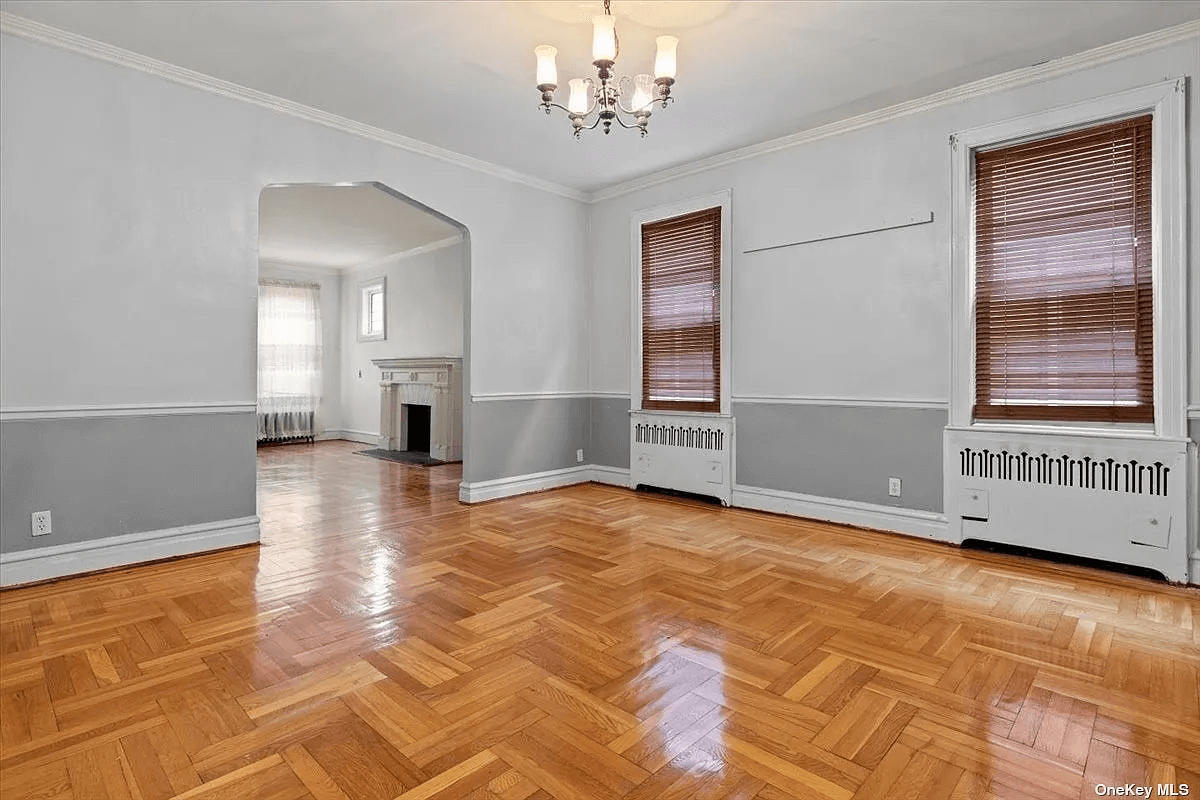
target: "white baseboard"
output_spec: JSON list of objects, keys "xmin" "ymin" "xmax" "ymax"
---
[
  {"xmin": 732, "ymin": 484, "xmax": 951, "ymax": 542},
  {"xmin": 459, "ymin": 466, "xmax": 592, "ymax": 503},
  {"xmin": 587, "ymin": 465, "xmax": 632, "ymax": 488},
  {"xmin": 0, "ymin": 516, "xmax": 260, "ymax": 587},
  {"xmin": 323, "ymin": 429, "xmax": 379, "ymax": 445}
]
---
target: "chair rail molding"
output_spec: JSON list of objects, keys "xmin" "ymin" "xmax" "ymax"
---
[{"xmin": 0, "ymin": 402, "xmax": 257, "ymax": 421}]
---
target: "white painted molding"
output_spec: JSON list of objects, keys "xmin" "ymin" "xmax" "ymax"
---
[
  {"xmin": 631, "ymin": 190, "xmax": 734, "ymax": 416},
  {"xmin": 591, "ymin": 20, "xmax": 1200, "ymax": 202},
  {"xmin": 733, "ymin": 485, "xmax": 951, "ymax": 542},
  {"xmin": 733, "ymin": 395, "xmax": 949, "ymax": 410},
  {"xmin": 1188, "ymin": 405, "xmax": 1200, "ymax": 420},
  {"xmin": 949, "ymin": 77, "xmax": 1189, "ymax": 438},
  {"xmin": 470, "ymin": 392, "xmax": 594, "ymax": 403},
  {"xmin": 0, "ymin": 402, "xmax": 256, "ymax": 421},
  {"xmin": 590, "ymin": 391, "xmax": 633, "ymax": 399},
  {"xmin": 0, "ymin": 13, "xmax": 586, "ymax": 203},
  {"xmin": 459, "ymin": 466, "xmax": 591, "ymax": 503},
  {"xmin": 319, "ymin": 429, "xmax": 379, "ymax": 445},
  {"xmin": 344, "ymin": 236, "xmax": 464, "ymax": 274},
  {"xmin": 945, "ymin": 423, "xmax": 1189, "ymax": 444},
  {"xmin": 7, "ymin": 12, "xmax": 1192, "ymax": 208},
  {"xmin": 587, "ymin": 465, "xmax": 632, "ymax": 488},
  {"xmin": 259, "ymin": 260, "xmax": 343, "ymax": 277},
  {"xmin": 0, "ymin": 516, "xmax": 260, "ymax": 587}
]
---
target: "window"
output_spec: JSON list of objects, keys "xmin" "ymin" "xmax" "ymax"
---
[
  {"xmin": 950, "ymin": 79, "xmax": 1186, "ymax": 437},
  {"xmin": 358, "ymin": 277, "xmax": 386, "ymax": 341},
  {"xmin": 258, "ymin": 279, "xmax": 322, "ymax": 441},
  {"xmin": 973, "ymin": 115, "xmax": 1152, "ymax": 423},
  {"xmin": 640, "ymin": 206, "xmax": 723, "ymax": 413}
]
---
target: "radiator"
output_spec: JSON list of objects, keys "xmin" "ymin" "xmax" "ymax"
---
[
  {"xmin": 257, "ymin": 410, "xmax": 315, "ymax": 444},
  {"xmin": 630, "ymin": 411, "xmax": 734, "ymax": 505},
  {"xmin": 944, "ymin": 429, "xmax": 1191, "ymax": 583}
]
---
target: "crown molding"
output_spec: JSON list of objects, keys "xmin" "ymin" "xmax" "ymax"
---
[
  {"xmin": 0, "ymin": 12, "xmax": 588, "ymax": 204},
  {"xmin": 4, "ymin": 12, "xmax": 1195, "ymax": 207},
  {"xmin": 258, "ymin": 260, "xmax": 342, "ymax": 277},
  {"xmin": 589, "ymin": 19, "xmax": 1200, "ymax": 203},
  {"xmin": 344, "ymin": 235, "xmax": 465, "ymax": 273}
]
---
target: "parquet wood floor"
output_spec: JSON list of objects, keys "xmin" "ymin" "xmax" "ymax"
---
[{"xmin": 2, "ymin": 440, "xmax": 1198, "ymax": 799}]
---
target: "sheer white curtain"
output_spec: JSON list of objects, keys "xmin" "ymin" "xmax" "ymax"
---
[{"xmin": 258, "ymin": 280, "xmax": 322, "ymax": 441}]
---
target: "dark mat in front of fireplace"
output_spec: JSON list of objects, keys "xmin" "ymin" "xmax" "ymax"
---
[{"xmin": 354, "ymin": 449, "xmax": 455, "ymax": 467}]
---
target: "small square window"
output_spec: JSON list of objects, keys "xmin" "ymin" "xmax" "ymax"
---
[{"xmin": 358, "ymin": 277, "xmax": 386, "ymax": 341}]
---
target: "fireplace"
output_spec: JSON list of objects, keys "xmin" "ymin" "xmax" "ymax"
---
[{"xmin": 373, "ymin": 357, "xmax": 462, "ymax": 462}]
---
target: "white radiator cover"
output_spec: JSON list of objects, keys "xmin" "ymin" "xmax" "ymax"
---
[
  {"xmin": 631, "ymin": 411, "xmax": 734, "ymax": 505},
  {"xmin": 944, "ymin": 429, "xmax": 1192, "ymax": 583}
]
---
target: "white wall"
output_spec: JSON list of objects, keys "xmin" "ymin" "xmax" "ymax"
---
[
  {"xmin": 339, "ymin": 240, "xmax": 465, "ymax": 437},
  {"xmin": 588, "ymin": 37, "xmax": 1199, "ymax": 408},
  {"xmin": 0, "ymin": 33, "xmax": 588, "ymax": 413},
  {"xmin": 0, "ymin": 27, "xmax": 590, "ymax": 560},
  {"xmin": 258, "ymin": 261, "xmax": 342, "ymax": 436}
]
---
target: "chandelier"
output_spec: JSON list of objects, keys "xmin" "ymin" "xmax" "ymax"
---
[{"xmin": 534, "ymin": 0, "xmax": 678, "ymax": 138}]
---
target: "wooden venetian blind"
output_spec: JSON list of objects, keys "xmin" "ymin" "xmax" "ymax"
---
[
  {"xmin": 641, "ymin": 206, "xmax": 721, "ymax": 413},
  {"xmin": 974, "ymin": 115, "xmax": 1153, "ymax": 423}
]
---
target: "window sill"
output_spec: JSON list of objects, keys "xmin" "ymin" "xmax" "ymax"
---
[
  {"xmin": 630, "ymin": 408, "xmax": 733, "ymax": 419},
  {"xmin": 948, "ymin": 422, "xmax": 1188, "ymax": 443}
]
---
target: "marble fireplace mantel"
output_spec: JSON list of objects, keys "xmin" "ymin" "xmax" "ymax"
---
[{"xmin": 372, "ymin": 357, "xmax": 462, "ymax": 462}]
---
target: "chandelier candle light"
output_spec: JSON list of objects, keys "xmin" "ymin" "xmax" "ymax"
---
[{"xmin": 534, "ymin": 0, "xmax": 678, "ymax": 137}]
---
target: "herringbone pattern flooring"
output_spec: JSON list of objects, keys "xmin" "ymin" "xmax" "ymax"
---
[{"xmin": 2, "ymin": 441, "xmax": 1197, "ymax": 799}]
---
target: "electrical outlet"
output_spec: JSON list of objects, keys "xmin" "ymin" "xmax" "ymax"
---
[
  {"xmin": 576, "ymin": 449, "xmax": 584, "ymax": 463},
  {"xmin": 32, "ymin": 510, "xmax": 52, "ymax": 536},
  {"xmin": 888, "ymin": 478, "xmax": 902, "ymax": 498}
]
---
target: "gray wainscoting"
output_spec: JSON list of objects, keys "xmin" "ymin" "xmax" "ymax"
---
[
  {"xmin": 467, "ymin": 398, "xmax": 588, "ymax": 483},
  {"xmin": 732, "ymin": 402, "xmax": 947, "ymax": 513},
  {"xmin": 0, "ymin": 412, "xmax": 257, "ymax": 554},
  {"xmin": 588, "ymin": 396, "xmax": 632, "ymax": 469},
  {"xmin": 1191, "ymin": 418, "xmax": 1199, "ymax": 449}
]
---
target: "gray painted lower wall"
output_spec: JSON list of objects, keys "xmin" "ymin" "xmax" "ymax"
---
[
  {"xmin": 467, "ymin": 398, "xmax": 588, "ymax": 483},
  {"xmin": 588, "ymin": 396, "xmax": 631, "ymax": 469},
  {"xmin": 582, "ymin": 397, "xmax": 945, "ymax": 513},
  {"xmin": 0, "ymin": 412, "xmax": 257, "ymax": 554},
  {"xmin": 732, "ymin": 403, "xmax": 946, "ymax": 513}
]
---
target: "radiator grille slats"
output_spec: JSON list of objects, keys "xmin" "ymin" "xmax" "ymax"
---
[
  {"xmin": 958, "ymin": 447, "xmax": 1169, "ymax": 496},
  {"xmin": 634, "ymin": 422, "xmax": 725, "ymax": 451}
]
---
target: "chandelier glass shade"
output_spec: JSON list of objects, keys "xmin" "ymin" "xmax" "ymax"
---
[{"xmin": 534, "ymin": 0, "xmax": 677, "ymax": 138}]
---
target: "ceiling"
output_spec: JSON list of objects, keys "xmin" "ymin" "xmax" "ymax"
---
[
  {"xmin": 258, "ymin": 184, "xmax": 461, "ymax": 270},
  {"xmin": 3, "ymin": 1, "xmax": 1198, "ymax": 194}
]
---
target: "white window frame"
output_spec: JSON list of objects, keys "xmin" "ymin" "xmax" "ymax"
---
[
  {"xmin": 630, "ymin": 189, "xmax": 733, "ymax": 416},
  {"xmin": 949, "ymin": 78, "xmax": 1187, "ymax": 440},
  {"xmin": 358, "ymin": 276, "xmax": 387, "ymax": 342}
]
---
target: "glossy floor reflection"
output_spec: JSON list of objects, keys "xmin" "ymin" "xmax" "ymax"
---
[{"xmin": 1, "ymin": 440, "xmax": 1197, "ymax": 799}]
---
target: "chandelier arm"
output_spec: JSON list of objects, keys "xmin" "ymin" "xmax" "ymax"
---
[
  {"xmin": 539, "ymin": 101, "xmax": 577, "ymax": 115},
  {"xmin": 609, "ymin": 112, "xmax": 642, "ymax": 129}
]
